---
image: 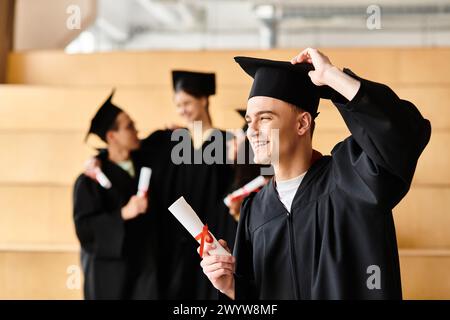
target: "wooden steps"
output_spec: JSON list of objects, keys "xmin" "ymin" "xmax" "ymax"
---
[
  {"xmin": 394, "ymin": 187, "xmax": 450, "ymax": 249},
  {"xmin": 0, "ymin": 185, "xmax": 78, "ymax": 245},
  {"xmin": 0, "ymin": 248, "xmax": 447, "ymax": 299},
  {"xmin": 6, "ymin": 48, "xmax": 450, "ymax": 86},
  {"xmin": 1, "ymin": 185, "xmax": 450, "ymax": 249},
  {"xmin": 0, "ymin": 249, "xmax": 82, "ymax": 300},
  {"xmin": 0, "ymin": 130, "xmax": 446, "ymax": 185},
  {"xmin": 0, "ymin": 85, "xmax": 449, "ymax": 131},
  {"xmin": 400, "ymin": 250, "xmax": 450, "ymax": 300}
]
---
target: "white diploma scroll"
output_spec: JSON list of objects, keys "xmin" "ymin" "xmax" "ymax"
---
[
  {"xmin": 94, "ymin": 167, "xmax": 112, "ymax": 189},
  {"xmin": 224, "ymin": 175, "xmax": 266, "ymax": 207},
  {"xmin": 168, "ymin": 197, "xmax": 230, "ymax": 257},
  {"xmin": 137, "ymin": 167, "xmax": 152, "ymax": 197}
]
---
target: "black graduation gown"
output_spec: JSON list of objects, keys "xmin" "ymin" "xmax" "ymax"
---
[
  {"xmin": 140, "ymin": 128, "xmax": 238, "ymax": 299},
  {"xmin": 73, "ymin": 152, "xmax": 159, "ymax": 300},
  {"xmin": 232, "ymin": 70, "xmax": 432, "ymax": 300}
]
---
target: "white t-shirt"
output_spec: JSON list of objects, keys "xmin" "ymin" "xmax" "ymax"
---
[
  {"xmin": 275, "ymin": 171, "xmax": 307, "ymax": 213},
  {"xmin": 117, "ymin": 160, "xmax": 135, "ymax": 178}
]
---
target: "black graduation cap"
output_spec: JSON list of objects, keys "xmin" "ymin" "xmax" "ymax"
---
[
  {"xmin": 234, "ymin": 56, "xmax": 329, "ymax": 118},
  {"xmin": 85, "ymin": 89, "xmax": 123, "ymax": 142},
  {"xmin": 172, "ymin": 70, "xmax": 216, "ymax": 96}
]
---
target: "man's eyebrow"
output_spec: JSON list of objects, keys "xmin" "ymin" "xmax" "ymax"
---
[{"xmin": 247, "ymin": 110, "xmax": 277, "ymax": 118}]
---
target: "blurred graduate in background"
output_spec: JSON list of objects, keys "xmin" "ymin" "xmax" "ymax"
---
[
  {"xmin": 73, "ymin": 91, "xmax": 159, "ymax": 299},
  {"xmin": 140, "ymin": 71, "xmax": 237, "ymax": 299}
]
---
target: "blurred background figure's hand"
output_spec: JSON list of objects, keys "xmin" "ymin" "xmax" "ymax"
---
[
  {"xmin": 226, "ymin": 196, "xmax": 243, "ymax": 221},
  {"xmin": 121, "ymin": 195, "xmax": 148, "ymax": 220},
  {"xmin": 83, "ymin": 157, "xmax": 101, "ymax": 181}
]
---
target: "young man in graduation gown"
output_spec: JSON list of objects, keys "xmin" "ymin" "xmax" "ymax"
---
[
  {"xmin": 73, "ymin": 91, "xmax": 159, "ymax": 299},
  {"xmin": 200, "ymin": 48, "xmax": 431, "ymax": 299}
]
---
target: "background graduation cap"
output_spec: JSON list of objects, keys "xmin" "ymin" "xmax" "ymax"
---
[
  {"xmin": 172, "ymin": 70, "xmax": 216, "ymax": 96},
  {"xmin": 85, "ymin": 89, "xmax": 123, "ymax": 143},
  {"xmin": 234, "ymin": 56, "xmax": 336, "ymax": 118}
]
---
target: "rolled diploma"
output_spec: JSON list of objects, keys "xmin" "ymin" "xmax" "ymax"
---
[
  {"xmin": 168, "ymin": 197, "xmax": 230, "ymax": 256},
  {"xmin": 94, "ymin": 167, "xmax": 112, "ymax": 189},
  {"xmin": 137, "ymin": 167, "xmax": 152, "ymax": 197},
  {"xmin": 224, "ymin": 175, "xmax": 266, "ymax": 206}
]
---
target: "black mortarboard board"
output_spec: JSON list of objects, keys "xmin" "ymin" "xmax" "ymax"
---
[
  {"xmin": 234, "ymin": 56, "xmax": 327, "ymax": 118},
  {"xmin": 172, "ymin": 70, "xmax": 216, "ymax": 96},
  {"xmin": 85, "ymin": 89, "xmax": 123, "ymax": 142}
]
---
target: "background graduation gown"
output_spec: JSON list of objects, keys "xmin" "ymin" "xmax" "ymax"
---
[
  {"xmin": 232, "ymin": 70, "xmax": 432, "ymax": 300},
  {"xmin": 141, "ymin": 128, "xmax": 237, "ymax": 299},
  {"xmin": 73, "ymin": 152, "xmax": 159, "ymax": 300}
]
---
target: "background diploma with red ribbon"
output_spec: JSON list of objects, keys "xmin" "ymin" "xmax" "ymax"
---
[
  {"xmin": 94, "ymin": 167, "xmax": 112, "ymax": 189},
  {"xmin": 223, "ymin": 175, "xmax": 266, "ymax": 207},
  {"xmin": 168, "ymin": 196, "xmax": 230, "ymax": 257}
]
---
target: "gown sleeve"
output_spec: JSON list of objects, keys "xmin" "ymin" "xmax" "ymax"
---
[
  {"xmin": 73, "ymin": 175, "xmax": 125, "ymax": 259},
  {"xmin": 140, "ymin": 130, "xmax": 172, "ymax": 155},
  {"xmin": 330, "ymin": 69, "xmax": 432, "ymax": 209},
  {"xmin": 231, "ymin": 194, "xmax": 259, "ymax": 300}
]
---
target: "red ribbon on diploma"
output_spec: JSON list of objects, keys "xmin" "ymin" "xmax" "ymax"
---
[
  {"xmin": 228, "ymin": 187, "xmax": 262, "ymax": 203},
  {"xmin": 195, "ymin": 224, "xmax": 214, "ymax": 258}
]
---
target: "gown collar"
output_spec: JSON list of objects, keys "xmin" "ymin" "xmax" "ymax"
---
[{"xmin": 268, "ymin": 154, "xmax": 331, "ymax": 212}]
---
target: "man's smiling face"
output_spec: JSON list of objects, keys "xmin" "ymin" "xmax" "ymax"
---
[{"xmin": 245, "ymin": 96, "xmax": 297, "ymax": 165}]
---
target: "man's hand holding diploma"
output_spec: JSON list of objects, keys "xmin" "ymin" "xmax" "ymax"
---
[
  {"xmin": 121, "ymin": 195, "xmax": 147, "ymax": 220},
  {"xmin": 168, "ymin": 197, "xmax": 230, "ymax": 256},
  {"xmin": 168, "ymin": 197, "xmax": 236, "ymax": 298},
  {"xmin": 200, "ymin": 240, "xmax": 236, "ymax": 300}
]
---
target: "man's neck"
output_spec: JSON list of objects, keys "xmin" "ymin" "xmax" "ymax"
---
[
  {"xmin": 274, "ymin": 145, "xmax": 313, "ymax": 181},
  {"xmin": 107, "ymin": 145, "xmax": 131, "ymax": 164}
]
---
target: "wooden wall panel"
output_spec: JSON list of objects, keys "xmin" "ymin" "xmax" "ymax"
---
[
  {"xmin": 0, "ymin": 85, "xmax": 448, "ymax": 131},
  {"xmin": 0, "ymin": 249, "xmax": 448, "ymax": 299},
  {"xmin": 7, "ymin": 48, "xmax": 450, "ymax": 86},
  {"xmin": 0, "ymin": 250, "xmax": 82, "ymax": 300},
  {"xmin": 0, "ymin": 131, "xmax": 445, "ymax": 185}
]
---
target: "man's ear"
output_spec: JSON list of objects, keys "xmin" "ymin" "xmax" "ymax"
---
[
  {"xmin": 297, "ymin": 111, "xmax": 312, "ymax": 137},
  {"xmin": 105, "ymin": 130, "xmax": 115, "ymax": 144}
]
